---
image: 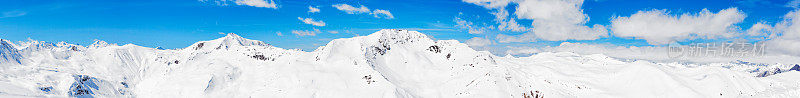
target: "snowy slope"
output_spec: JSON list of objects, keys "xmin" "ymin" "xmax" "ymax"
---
[
  {"xmin": 1, "ymin": 29, "xmax": 799, "ymax": 97},
  {"xmin": 0, "ymin": 39, "xmax": 22, "ymax": 64}
]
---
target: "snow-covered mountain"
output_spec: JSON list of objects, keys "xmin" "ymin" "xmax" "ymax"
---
[{"xmin": 1, "ymin": 29, "xmax": 799, "ymax": 97}]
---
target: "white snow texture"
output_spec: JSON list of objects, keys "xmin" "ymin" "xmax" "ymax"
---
[{"xmin": 1, "ymin": 29, "xmax": 799, "ymax": 97}]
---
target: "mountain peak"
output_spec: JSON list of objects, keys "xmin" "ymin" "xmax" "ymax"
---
[
  {"xmin": 0, "ymin": 39, "xmax": 16, "ymax": 48},
  {"xmin": 186, "ymin": 33, "xmax": 268, "ymax": 50},
  {"xmin": 90, "ymin": 40, "xmax": 115, "ymax": 48},
  {"xmin": 370, "ymin": 29, "xmax": 426, "ymax": 37},
  {"xmin": 223, "ymin": 33, "xmax": 244, "ymax": 39},
  {"xmin": 0, "ymin": 39, "xmax": 22, "ymax": 64},
  {"xmin": 362, "ymin": 29, "xmax": 431, "ymax": 43}
]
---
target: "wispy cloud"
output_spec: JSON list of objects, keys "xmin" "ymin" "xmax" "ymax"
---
[
  {"xmin": 1, "ymin": 10, "xmax": 27, "ymax": 18},
  {"xmin": 291, "ymin": 28, "xmax": 320, "ymax": 36},
  {"xmin": 308, "ymin": 6, "xmax": 320, "ymax": 13},
  {"xmin": 327, "ymin": 31, "xmax": 339, "ymax": 34},
  {"xmin": 466, "ymin": 37, "xmax": 493, "ymax": 47},
  {"xmin": 371, "ymin": 9, "xmax": 394, "ymax": 19},
  {"xmin": 332, "ymin": 4, "xmax": 394, "ymax": 19},
  {"xmin": 454, "ymin": 16, "xmax": 492, "ymax": 34},
  {"xmin": 298, "ymin": 17, "xmax": 326, "ymax": 26},
  {"xmin": 200, "ymin": 0, "xmax": 278, "ymax": 9},
  {"xmin": 788, "ymin": 0, "xmax": 800, "ymax": 8},
  {"xmin": 332, "ymin": 4, "xmax": 370, "ymax": 14}
]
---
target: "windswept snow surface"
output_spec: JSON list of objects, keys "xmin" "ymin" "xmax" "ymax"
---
[{"xmin": 1, "ymin": 29, "xmax": 799, "ymax": 97}]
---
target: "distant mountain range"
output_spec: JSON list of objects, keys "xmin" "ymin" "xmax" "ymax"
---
[{"xmin": 1, "ymin": 29, "xmax": 799, "ymax": 97}]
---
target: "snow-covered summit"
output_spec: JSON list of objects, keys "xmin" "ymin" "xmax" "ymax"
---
[
  {"xmin": 89, "ymin": 40, "xmax": 115, "ymax": 48},
  {"xmin": 185, "ymin": 33, "xmax": 269, "ymax": 50}
]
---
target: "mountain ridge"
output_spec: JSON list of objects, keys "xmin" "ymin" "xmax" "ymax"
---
[{"xmin": 0, "ymin": 29, "xmax": 799, "ymax": 97}]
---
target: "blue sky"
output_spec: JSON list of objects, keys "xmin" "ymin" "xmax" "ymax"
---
[{"xmin": 1, "ymin": 0, "xmax": 798, "ymax": 55}]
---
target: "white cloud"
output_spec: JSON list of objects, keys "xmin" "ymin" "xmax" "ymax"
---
[
  {"xmin": 1, "ymin": 10, "xmax": 27, "ymax": 18},
  {"xmin": 200, "ymin": 0, "xmax": 278, "ymax": 9},
  {"xmin": 291, "ymin": 29, "xmax": 320, "ymax": 36},
  {"xmin": 515, "ymin": 0, "xmax": 585, "ymax": 24},
  {"xmin": 235, "ymin": 0, "xmax": 277, "ymax": 8},
  {"xmin": 610, "ymin": 8, "xmax": 746, "ymax": 45},
  {"xmin": 763, "ymin": 10, "xmax": 800, "ymax": 56},
  {"xmin": 463, "ymin": 2, "xmax": 530, "ymax": 33},
  {"xmin": 746, "ymin": 22, "xmax": 777, "ymax": 37},
  {"xmin": 308, "ymin": 6, "xmax": 320, "ymax": 13},
  {"xmin": 454, "ymin": 17, "xmax": 492, "ymax": 34},
  {"xmin": 276, "ymin": 31, "xmax": 283, "ymax": 36},
  {"xmin": 466, "ymin": 37, "xmax": 493, "ymax": 47},
  {"xmin": 463, "ymin": 0, "xmax": 605, "ymax": 42},
  {"xmin": 332, "ymin": 4, "xmax": 394, "ymax": 19},
  {"xmin": 332, "ymin": 4, "xmax": 370, "ymax": 14},
  {"xmin": 514, "ymin": 0, "xmax": 608, "ymax": 41},
  {"xmin": 371, "ymin": 9, "xmax": 394, "ymax": 19},
  {"xmin": 497, "ymin": 18, "xmax": 528, "ymax": 32},
  {"xmin": 493, "ymin": 9, "xmax": 530, "ymax": 32},
  {"xmin": 297, "ymin": 17, "xmax": 326, "ymax": 26}
]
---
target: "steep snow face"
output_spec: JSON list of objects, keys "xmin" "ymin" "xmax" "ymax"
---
[
  {"xmin": 1, "ymin": 29, "xmax": 800, "ymax": 97},
  {"xmin": 0, "ymin": 39, "xmax": 22, "ymax": 64}
]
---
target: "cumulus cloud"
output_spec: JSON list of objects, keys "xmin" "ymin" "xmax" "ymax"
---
[
  {"xmin": 332, "ymin": 4, "xmax": 394, "ymax": 19},
  {"xmin": 493, "ymin": 10, "xmax": 530, "ymax": 32},
  {"xmin": 308, "ymin": 6, "xmax": 320, "ymax": 13},
  {"xmin": 454, "ymin": 17, "xmax": 492, "ymax": 34},
  {"xmin": 746, "ymin": 22, "xmax": 777, "ymax": 37},
  {"xmin": 466, "ymin": 37, "xmax": 493, "ymax": 47},
  {"xmin": 761, "ymin": 10, "xmax": 800, "ymax": 56},
  {"xmin": 459, "ymin": 0, "xmax": 800, "ymax": 63},
  {"xmin": 497, "ymin": 19, "xmax": 528, "ymax": 32},
  {"xmin": 297, "ymin": 17, "xmax": 326, "ymax": 26},
  {"xmin": 514, "ymin": 0, "xmax": 608, "ymax": 41},
  {"xmin": 200, "ymin": 0, "xmax": 278, "ymax": 9},
  {"xmin": 610, "ymin": 8, "xmax": 746, "ymax": 45},
  {"xmin": 463, "ymin": 1, "xmax": 530, "ymax": 33},
  {"xmin": 291, "ymin": 29, "xmax": 320, "ymax": 36},
  {"xmin": 462, "ymin": 0, "xmax": 606, "ymax": 42}
]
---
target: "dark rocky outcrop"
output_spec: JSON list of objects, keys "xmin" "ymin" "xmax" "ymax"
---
[{"xmin": 69, "ymin": 75, "xmax": 99, "ymax": 97}]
